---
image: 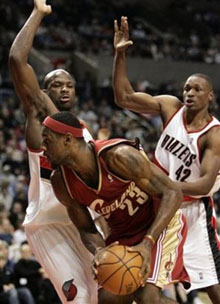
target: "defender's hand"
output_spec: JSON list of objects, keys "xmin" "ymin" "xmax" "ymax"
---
[
  {"xmin": 114, "ymin": 16, "xmax": 133, "ymax": 52},
  {"xmin": 34, "ymin": 0, "xmax": 52, "ymax": 15}
]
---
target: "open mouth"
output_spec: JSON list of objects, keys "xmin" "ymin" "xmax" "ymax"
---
[
  {"xmin": 185, "ymin": 99, "xmax": 194, "ymax": 106},
  {"xmin": 60, "ymin": 96, "xmax": 70, "ymax": 103}
]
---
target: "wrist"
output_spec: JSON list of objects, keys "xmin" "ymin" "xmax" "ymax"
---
[
  {"xmin": 143, "ymin": 234, "xmax": 155, "ymax": 247},
  {"xmin": 33, "ymin": 7, "xmax": 48, "ymax": 17},
  {"xmin": 115, "ymin": 49, "xmax": 126, "ymax": 57}
]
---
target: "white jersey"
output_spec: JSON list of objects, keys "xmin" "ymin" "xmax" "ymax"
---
[
  {"xmin": 155, "ymin": 106, "xmax": 220, "ymax": 198},
  {"xmin": 24, "ymin": 128, "xmax": 93, "ymax": 226},
  {"xmin": 23, "ymin": 149, "xmax": 72, "ymax": 225},
  {"xmin": 155, "ymin": 106, "xmax": 220, "ymax": 291}
]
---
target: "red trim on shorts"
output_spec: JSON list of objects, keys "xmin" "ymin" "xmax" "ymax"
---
[{"xmin": 171, "ymin": 213, "xmax": 190, "ymax": 289}]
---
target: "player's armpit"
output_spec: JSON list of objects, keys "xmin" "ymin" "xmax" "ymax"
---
[{"xmin": 51, "ymin": 168, "xmax": 105, "ymax": 254}]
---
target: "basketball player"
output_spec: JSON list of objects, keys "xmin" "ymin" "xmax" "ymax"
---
[
  {"xmin": 41, "ymin": 111, "xmax": 190, "ymax": 304},
  {"xmin": 8, "ymin": 0, "xmax": 105, "ymax": 303},
  {"xmin": 112, "ymin": 16, "xmax": 220, "ymax": 303}
]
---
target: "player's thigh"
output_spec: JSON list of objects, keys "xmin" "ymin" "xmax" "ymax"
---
[
  {"xmin": 206, "ymin": 284, "xmax": 220, "ymax": 303},
  {"xmin": 98, "ymin": 288, "xmax": 133, "ymax": 304},
  {"xmin": 134, "ymin": 284, "xmax": 167, "ymax": 304}
]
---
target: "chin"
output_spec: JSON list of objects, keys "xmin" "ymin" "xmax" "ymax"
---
[{"xmin": 58, "ymin": 101, "xmax": 74, "ymax": 111}]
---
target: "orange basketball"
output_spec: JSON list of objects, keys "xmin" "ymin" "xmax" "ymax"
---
[{"xmin": 96, "ymin": 244, "xmax": 143, "ymax": 295}]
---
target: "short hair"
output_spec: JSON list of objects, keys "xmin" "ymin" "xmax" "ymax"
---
[
  {"xmin": 50, "ymin": 111, "xmax": 82, "ymax": 129},
  {"xmin": 43, "ymin": 69, "xmax": 75, "ymax": 89},
  {"xmin": 190, "ymin": 73, "xmax": 213, "ymax": 91}
]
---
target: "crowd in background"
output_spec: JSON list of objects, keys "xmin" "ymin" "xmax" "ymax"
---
[
  {"xmin": 0, "ymin": 0, "xmax": 220, "ymax": 303},
  {"xmin": 2, "ymin": 0, "xmax": 220, "ymax": 83}
]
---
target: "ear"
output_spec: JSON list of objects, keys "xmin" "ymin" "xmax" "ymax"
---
[
  {"xmin": 64, "ymin": 133, "xmax": 74, "ymax": 145},
  {"xmin": 208, "ymin": 90, "xmax": 214, "ymax": 103}
]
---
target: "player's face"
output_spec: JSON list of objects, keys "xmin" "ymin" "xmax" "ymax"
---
[
  {"xmin": 46, "ymin": 72, "xmax": 76, "ymax": 111},
  {"xmin": 41, "ymin": 127, "xmax": 66, "ymax": 168},
  {"xmin": 183, "ymin": 76, "xmax": 213, "ymax": 111}
]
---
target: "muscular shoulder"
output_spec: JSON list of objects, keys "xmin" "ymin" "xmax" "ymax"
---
[
  {"xmin": 156, "ymin": 95, "xmax": 182, "ymax": 124},
  {"xmin": 204, "ymin": 125, "xmax": 220, "ymax": 148},
  {"xmin": 105, "ymin": 144, "xmax": 150, "ymax": 181}
]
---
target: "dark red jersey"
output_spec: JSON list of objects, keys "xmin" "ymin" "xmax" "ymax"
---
[{"xmin": 61, "ymin": 138, "xmax": 157, "ymax": 246}]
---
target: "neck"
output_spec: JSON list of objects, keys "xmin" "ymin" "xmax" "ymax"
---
[
  {"xmin": 184, "ymin": 107, "xmax": 211, "ymax": 130},
  {"xmin": 67, "ymin": 142, "xmax": 98, "ymax": 186}
]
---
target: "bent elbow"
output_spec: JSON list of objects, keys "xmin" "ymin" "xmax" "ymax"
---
[
  {"xmin": 114, "ymin": 94, "xmax": 129, "ymax": 109},
  {"xmin": 114, "ymin": 97, "xmax": 125, "ymax": 108},
  {"xmin": 9, "ymin": 49, "xmax": 24, "ymax": 69}
]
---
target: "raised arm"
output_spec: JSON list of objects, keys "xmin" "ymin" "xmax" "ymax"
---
[
  {"xmin": 9, "ymin": 0, "xmax": 53, "ymax": 111},
  {"xmin": 112, "ymin": 16, "xmax": 181, "ymax": 122},
  {"xmin": 51, "ymin": 168, "xmax": 105, "ymax": 254},
  {"xmin": 9, "ymin": 0, "xmax": 58, "ymax": 149}
]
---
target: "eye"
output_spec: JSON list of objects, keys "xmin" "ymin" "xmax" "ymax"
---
[
  {"xmin": 67, "ymin": 83, "xmax": 74, "ymax": 88},
  {"xmin": 184, "ymin": 86, "xmax": 190, "ymax": 92},
  {"xmin": 51, "ymin": 82, "xmax": 61, "ymax": 88},
  {"xmin": 194, "ymin": 86, "xmax": 201, "ymax": 92}
]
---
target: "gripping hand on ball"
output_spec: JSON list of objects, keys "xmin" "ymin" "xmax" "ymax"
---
[
  {"xmin": 114, "ymin": 16, "xmax": 133, "ymax": 53},
  {"xmin": 34, "ymin": 0, "xmax": 52, "ymax": 15},
  {"xmin": 92, "ymin": 242, "xmax": 119, "ymax": 280},
  {"xmin": 128, "ymin": 241, "xmax": 152, "ymax": 286}
]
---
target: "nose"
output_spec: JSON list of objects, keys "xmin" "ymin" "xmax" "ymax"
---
[
  {"xmin": 61, "ymin": 84, "xmax": 69, "ymax": 92},
  {"xmin": 187, "ymin": 88, "xmax": 194, "ymax": 97}
]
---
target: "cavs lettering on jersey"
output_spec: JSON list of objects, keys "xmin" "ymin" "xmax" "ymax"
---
[
  {"xmin": 61, "ymin": 138, "xmax": 156, "ymax": 246},
  {"xmin": 155, "ymin": 106, "xmax": 220, "ymax": 197}
]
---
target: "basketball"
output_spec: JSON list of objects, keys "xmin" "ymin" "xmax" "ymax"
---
[{"xmin": 96, "ymin": 244, "xmax": 143, "ymax": 295}]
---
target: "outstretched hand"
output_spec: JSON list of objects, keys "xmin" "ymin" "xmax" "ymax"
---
[
  {"xmin": 114, "ymin": 16, "xmax": 133, "ymax": 52},
  {"xmin": 34, "ymin": 0, "xmax": 52, "ymax": 15}
]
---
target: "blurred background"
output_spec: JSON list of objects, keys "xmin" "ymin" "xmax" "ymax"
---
[{"xmin": 0, "ymin": 0, "xmax": 220, "ymax": 303}]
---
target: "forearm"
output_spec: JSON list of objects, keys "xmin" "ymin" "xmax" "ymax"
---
[
  {"xmin": 66, "ymin": 204, "xmax": 106, "ymax": 255},
  {"xmin": 80, "ymin": 231, "xmax": 105, "ymax": 255},
  {"xmin": 176, "ymin": 177, "xmax": 213, "ymax": 196},
  {"xmin": 9, "ymin": 8, "xmax": 45, "ymax": 61},
  {"xmin": 112, "ymin": 51, "xmax": 134, "ymax": 106},
  {"xmin": 145, "ymin": 189, "xmax": 182, "ymax": 242}
]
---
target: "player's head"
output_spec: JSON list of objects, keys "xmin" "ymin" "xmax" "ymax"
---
[
  {"xmin": 183, "ymin": 73, "xmax": 214, "ymax": 110},
  {"xmin": 43, "ymin": 69, "xmax": 76, "ymax": 111},
  {"xmin": 42, "ymin": 112, "xmax": 84, "ymax": 167}
]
